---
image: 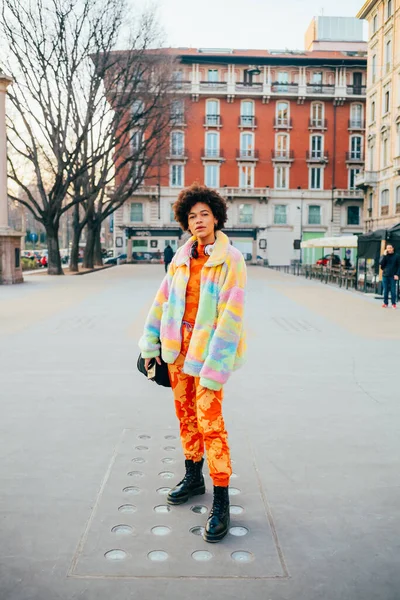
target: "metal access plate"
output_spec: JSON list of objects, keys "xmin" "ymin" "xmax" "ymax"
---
[{"xmin": 69, "ymin": 429, "xmax": 288, "ymax": 579}]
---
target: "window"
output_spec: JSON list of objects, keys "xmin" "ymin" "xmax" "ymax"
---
[
  {"xmin": 275, "ymin": 166, "xmax": 288, "ymax": 189},
  {"xmin": 130, "ymin": 202, "xmax": 143, "ymax": 222},
  {"xmin": 373, "ymin": 14, "xmax": 378, "ymax": 33},
  {"xmin": 372, "ymin": 55, "xmax": 377, "ymax": 83},
  {"xmin": 387, "ymin": 0, "xmax": 392, "ymax": 18},
  {"xmin": 368, "ymin": 192, "xmax": 373, "ymax": 213},
  {"xmin": 170, "ymin": 203, "xmax": 175, "ymax": 222},
  {"xmin": 381, "ymin": 189, "xmax": 389, "ymax": 215},
  {"xmin": 382, "ymin": 135, "xmax": 389, "ymax": 167},
  {"xmin": 386, "ymin": 40, "xmax": 392, "ymax": 72},
  {"xmin": 311, "ymin": 102, "xmax": 324, "ymax": 126},
  {"xmin": 276, "ymin": 101, "xmax": 289, "ymax": 126},
  {"xmin": 274, "ymin": 205, "xmax": 287, "ymax": 225},
  {"xmin": 312, "ymin": 72, "xmax": 322, "ymax": 84},
  {"xmin": 205, "ymin": 131, "xmax": 219, "ymax": 157},
  {"xmin": 276, "ymin": 133, "xmax": 289, "ymax": 158},
  {"xmin": 171, "ymin": 131, "xmax": 184, "ymax": 156},
  {"xmin": 350, "ymin": 104, "xmax": 363, "ymax": 128},
  {"xmin": 308, "ymin": 205, "xmax": 321, "ymax": 225},
  {"xmin": 171, "ymin": 100, "xmax": 184, "ymax": 123},
  {"xmin": 240, "ymin": 132, "xmax": 254, "ymax": 157},
  {"xmin": 241, "ymin": 100, "xmax": 254, "ymax": 126},
  {"xmin": 238, "ymin": 203, "xmax": 253, "ymax": 224},
  {"xmin": 205, "ymin": 164, "xmax": 219, "ymax": 188},
  {"xmin": 371, "ymin": 100, "xmax": 376, "ymax": 122},
  {"xmin": 396, "ymin": 186, "xmax": 400, "ymax": 213},
  {"xmin": 311, "ymin": 135, "xmax": 323, "ymax": 158},
  {"xmin": 170, "ymin": 164, "xmax": 184, "ymax": 187},
  {"xmin": 349, "ymin": 168, "xmax": 360, "ymax": 189},
  {"xmin": 310, "ymin": 167, "xmax": 323, "ymax": 190},
  {"xmin": 369, "ymin": 144, "xmax": 375, "ymax": 171},
  {"xmin": 347, "ymin": 206, "xmax": 360, "ymax": 225},
  {"xmin": 132, "ymin": 99, "xmax": 144, "ymax": 118},
  {"xmin": 172, "ymin": 71, "xmax": 183, "ymax": 88},
  {"xmin": 208, "ymin": 70, "xmax": 219, "ymax": 82},
  {"xmin": 206, "ymin": 100, "xmax": 220, "ymax": 125},
  {"xmin": 132, "ymin": 130, "xmax": 143, "ymax": 152},
  {"xmin": 276, "ymin": 71, "xmax": 289, "ymax": 91},
  {"xmin": 239, "ymin": 165, "xmax": 254, "ymax": 188},
  {"xmin": 384, "ymin": 90, "xmax": 390, "ymax": 114},
  {"xmin": 350, "ymin": 136, "xmax": 363, "ymax": 160},
  {"xmin": 132, "ymin": 239, "xmax": 148, "ymax": 248}
]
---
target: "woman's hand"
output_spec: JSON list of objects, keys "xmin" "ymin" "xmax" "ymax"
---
[{"xmin": 144, "ymin": 356, "xmax": 162, "ymax": 371}]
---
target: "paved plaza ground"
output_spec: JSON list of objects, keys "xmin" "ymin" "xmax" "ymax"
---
[{"xmin": 0, "ymin": 265, "xmax": 399, "ymax": 600}]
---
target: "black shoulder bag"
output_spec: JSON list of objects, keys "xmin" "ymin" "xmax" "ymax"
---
[{"xmin": 137, "ymin": 354, "xmax": 171, "ymax": 388}]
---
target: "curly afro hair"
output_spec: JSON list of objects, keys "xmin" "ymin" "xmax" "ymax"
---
[{"xmin": 173, "ymin": 183, "xmax": 228, "ymax": 232}]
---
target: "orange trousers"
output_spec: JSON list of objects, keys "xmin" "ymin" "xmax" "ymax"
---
[{"xmin": 168, "ymin": 323, "xmax": 232, "ymax": 487}]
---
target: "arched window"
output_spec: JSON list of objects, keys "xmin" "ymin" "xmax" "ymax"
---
[
  {"xmin": 276, "ymin": 133, "xmax": 289, "ymax": 158},
  {"xmin": 205, "ymin": 131, "xmax": 219, "ymax": 157},
  {"xmin": 311, "ymin": 102, "xmax": 324, "ymax": 127},
  {"xmin": 171, "ymin": 131, "xmax": 184, "ymax": 157},
  {"xmin": 350, "ymin": 135, "xmax": 363, "ymax": 160},
  {"xmin": 206, "ymin": 100, "xmax": 220, "ymax": 126},
  {"xmin": 240, "ymin": 132, "xmax": 255, "ymax": 158},
  {"xmin": 396, "ymin": 186, "xmax": 400, "ymax": 214},
  {"xmin": 381, "ymin": 189, "xmax": 390, "ymax": 215},
  {"xmin": 350, "ymin": 103, "xmax": 363, "ymax": 128},
  {"xmin": 276, "ymin": 101, "xmax": 289, "ymax": 126},
  {"xmin": 240, "ymin": 101, "xmax": 255, "ymax": 126},
  {"xmin": 311, "ymin": 135, "xmax": 323, "ymax": 158}
]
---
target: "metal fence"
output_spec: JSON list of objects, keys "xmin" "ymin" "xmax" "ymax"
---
[{"xmin": 268, "ymin": 264, "xmax": 357, "ymax": 289}]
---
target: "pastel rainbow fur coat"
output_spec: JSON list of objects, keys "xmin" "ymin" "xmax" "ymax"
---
[{"xmin": 139, "ymin": 230, "xmax": 247, "ymax": 391}]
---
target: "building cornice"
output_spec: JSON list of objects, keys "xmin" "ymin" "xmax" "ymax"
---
[
  {"xmin": 179, "ymin": 55, "xmax": 367, "ymax": 68},
  {"xmin": 357, "ymin": 0, "xmax": 380, "ymax": 20}
]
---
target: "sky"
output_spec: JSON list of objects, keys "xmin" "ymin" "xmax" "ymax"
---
[{"xmin": 153, "ymin": 0, "xmax": 367, "ymax": 50}]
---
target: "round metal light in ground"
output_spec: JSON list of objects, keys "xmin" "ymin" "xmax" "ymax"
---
[
  {"xmin": 192, "ymin": 550, "xmax": 212, "ymax": 562},
  {"xmin": 134, "ymin": 446, "xmax": 149, "ymax": 451},
  {"xmin": 131, "ymin": 457, "xmax": 146, "ymax": 463},
  {"xmin": 138, "ymin": 435, "xmax": 151, "ymax": 440},
  {"xmin": 123, "ymin": 486, "xmax": 140, "ymax": 495},
  {"xmin": 229, "ymin": 505, "xmax": 244, "ymax": 515},
  {"xmin": 190, "ymin": 526, "xmax": 205, "ymax": 536},
  {"xmin": 164, "ymin": 435, "xmax": 177, "ymax": 440},
  {"xmin": 163, "ymin": 446, "xmax": 176, "ymax": 451},
  {"xmin": 191, "ymin": 505, "xmax": 207, "ymax": 514},
  {"xmin": 158, "ymin": 471, "xmax": 174, "ymax": 479},
  {"xmin": 157, "ymin": 487, "xmax": 171, "ymax": 495},
  {"xmin": 229, "ymin": 487, "xmax": 241, "ymax": 496},
  {"xmin": 229, "ymin": 526, "xmax": 248, "ymax": 537},
  {"xmin": 161, "ymin": 457, "xmax": 175, "ymax": 464},
  {"xmin": 111, "ymin": 524, "xmax": 134, "ymax": 535},
  {"xmin": 148, "ymin": 550, "xmax": 168, "ymax": 562},
  {"xmin": 154, "ymin": 505, "xmax": 171, "ymax": 514},
  {"xmin": 118, "ymin": 504, "xmax": 137, "ymax": 514},
  {"xmin": 151, "ymin": 526, "xmax": 171, "ymax": 536},
  {"xmin": 127, "ymin": 471, "xmax": 144, "ymax": 477},
  {"xmin": 104, "ymin": 549, "xmax": 127, "ymax": 561},
  {"xmin": 231, "ymin": 551, "xmax": 254, "ymax": 563}
]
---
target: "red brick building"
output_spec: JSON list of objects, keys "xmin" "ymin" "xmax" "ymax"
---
[{"xmin": 114, "ymin": 25, "xmax": 367, "ymax": 265}]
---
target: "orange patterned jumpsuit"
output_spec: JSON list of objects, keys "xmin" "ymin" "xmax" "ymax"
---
[{"xmin": 167, "ymin": 245, "xmax": 232, "ymax": 487}]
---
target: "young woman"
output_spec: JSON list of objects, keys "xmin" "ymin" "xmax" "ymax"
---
[{"xmin": 139, "ymin": 183, "xmax": 247, "ymax": 543}]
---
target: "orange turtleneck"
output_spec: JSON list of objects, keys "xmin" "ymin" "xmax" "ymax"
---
[{"xmin": 182, "ymin": 245, "xmax": 208, "ymax": 325}]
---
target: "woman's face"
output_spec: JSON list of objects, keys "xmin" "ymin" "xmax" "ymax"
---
[{"xmin": 187, "ymin": 202, "xmax": 218, "ymax": 244}]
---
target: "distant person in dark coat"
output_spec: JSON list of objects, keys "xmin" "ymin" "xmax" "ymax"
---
[
  {"xmin": 380, "ymin": 244, "xmax": 400, "ymax": 308},
  {"xmin": 163, "ymin": 244, "xmax": 174, "ymax": 273}
]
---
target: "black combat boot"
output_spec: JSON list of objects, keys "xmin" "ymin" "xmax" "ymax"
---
[
  {"xmin": 203, "ymin": 485, "xmax": 230, "ymax": 543},
  {"xmin": 167, "ymin": 458, "xmax": 205, "ymax": 505}
]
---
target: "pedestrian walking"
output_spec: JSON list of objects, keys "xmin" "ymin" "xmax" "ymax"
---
[
  {"xmin": 380, "ymin": 243, "xmax": 400, "ymax": 308},
  {"xmin": 139, "ymin": 183, "xmax": 247, "ymax": 543},
  {"xmin": 163, "ymin": 244, "xmax": 174, "ymax": 273}
]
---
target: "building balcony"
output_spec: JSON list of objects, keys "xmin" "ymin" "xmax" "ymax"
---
[
  {"xmin": 394, "ymin": 156, "xmax": 400, "ymax": 174},
  {"xmin": 334, "ymin": 188, "xmax": 364, "ymax": 201},
  {"xmin": 199, "ymin": 81, "xmax": 228, "ymax": 92},
  {"xmin": 239, "ymin": 115, "xmax": 257, "ymax": 128},
  {"xmin": 201, "ymin": 148, "xmax": 225, "ymax": 161},
  {"xmin": 346, "ymin": 85, "xmax": 366, "ymax": 96},
  {"xmin": 348, "ymin": 119, "xmax": 366, "ymax": 130},
  {"xmin": 235, "ymin": 82, "xmax": 263, "ymax": 92},
  {"xmin": 218, "ymin": 186, "xmax": 270, "ymax": 200},
  {"xmin": 273, "ymin": 117, "xmax": 293, "ymax": 130},
  {"xmin": 355, "ymin": 170, "xmax": 378, "ymax": 188},
  {"xmin": 271, "ymin": 82, "xmax": 299, "ymax": 94},
  {"xmin": 346, "ymin": 152, "xmax": 364, "ymax": 164},
  {"xmin": 170, "ymin": 80, "xmax": 192, "ymax": 91},
  {"xmin": 167, "ymin": 147, "xmax": 188, "ymax": 160},
  {"xmin": 306, "ymin": 84, "xmax": 335, "ymax": 95},
  {"xmin": 204, "ymin": 114, "xmax": 222, "ymax": 127},
  {"xmin": 236, "ymin": 149, "xmax": 259, "ymax": 161},
  {"xmin": 306, "ymin": 150, "xmax": 329, "ymax": 163},
  {"xmin": 308, "ymin": 118, "xmax": 328, "ymax": 130},
  {"xmin": 271, "ymin": 150, "xmax": 295, "ymax": 162}
]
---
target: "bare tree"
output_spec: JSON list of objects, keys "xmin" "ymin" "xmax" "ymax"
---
[{"xmin": 1, "ymin": 0, "xmax": 176, "ymax": 274}]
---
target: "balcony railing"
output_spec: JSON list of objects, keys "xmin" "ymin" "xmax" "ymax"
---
[
  {"xmin": 274, "ymin": 117, "xmax": 293, "ymax": 129},
  {"xmin": 334, "ymin": 188, "xmax": 364, "ymax": 200},
  {"xmin": 271, "ymin": 150, "xmax": 295, "ymax": 161},
  {"xmin": 218, "ymin": 186, "xmax": 270, "ymax": 199},
  {"xmin": 201, "ymin": 148, "xmax": 224, "ymax": 160},
  {"xmin": 239, "ymin": 115, "xmax": 257, "ymax": 127},
  {"xmin": 199, "ymin": 81, "xmax": 228, "ymax": 91},
  {"xmin": 204, "ymin": 114, "xmax": 222, "ymax": 127},
  {"xmin": 170, "ymin": 80, "xmax": 192, "ymax": 91},
  {"xmin": 271, "ymin": 82, "xmax": 299, "ymax": 93},
  {"xmin": 306, "ymin": 150, "xmax": 329, "ymax": 162},
  {"xmin": 168, "ymin": 147, "xmax": 188, "ymax": 159},
  {"xmin": 346, "ymin": 151, "xmax": 364, "ymax": 162},
  {"xmin": 235, "ymin": 82, "xmax": 263, "ymax": 91},
  {"xmin": 236, "ymin": 148, "xmax": 259, "ymax": 160},
  {"xmin": 348, "ymin": 119, "xmax": 366, "ymax": 130},
  {"xmin": 346, "ymin": 85, "xmax": 366, "ymax": 96},
  {"xmin": 306, "ymin": 84, "xmax": 335, "ymax": 94},
  {"xmin": 355, "ymin": 170, "xmax": 378, "ymax": 187},
  {"xmin": 309, "ymin": 118, "xmax": 328, "ymax": 129}
]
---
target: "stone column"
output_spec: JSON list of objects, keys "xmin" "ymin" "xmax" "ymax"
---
[
  {"xmin": 126, "ymin": 238, "xmax": 133, "ymax": 263},
  {"xmin": 0, "ymin": 72, "xmax": 23, "ymax": 284}
]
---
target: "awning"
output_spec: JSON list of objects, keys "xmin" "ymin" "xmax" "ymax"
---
[{"xmin": 301, "ymin": 235, "xmax": 359, "ymax": 249}]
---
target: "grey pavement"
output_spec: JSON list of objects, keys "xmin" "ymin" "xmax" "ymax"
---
[{"xmin": 0, "ymin": 265, "xmax": 399, "ymax": 600}]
